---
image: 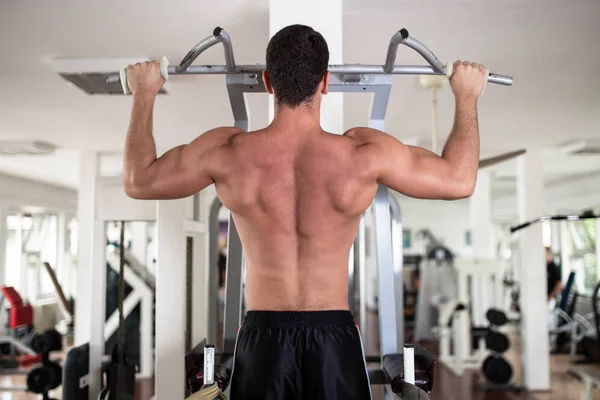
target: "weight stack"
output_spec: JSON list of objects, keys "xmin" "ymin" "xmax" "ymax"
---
[{"xmin": 478, "ymin": 309, "xmax": 523, "ymax": 393}]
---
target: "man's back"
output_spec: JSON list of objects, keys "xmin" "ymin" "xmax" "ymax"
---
[
  {"xmin": 121, "ymin": 23, "xmax": 487, "ymax": 399},
  {"xmin": 215, "ymin": 127, "xmax": 377, "ymax": 311}
]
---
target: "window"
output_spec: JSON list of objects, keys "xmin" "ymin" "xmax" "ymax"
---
[
  {"xmin": 4, "ymin": 213, "xmax": 60, "ymax": 302},
  {"xmin": 4, "ymin": 214, "xmax": 21, "ymax": 289},
  {"xmin": 543, "ymin": 221, "xmax": 552, "ymax": 248},
  {"xmin": 568, "ymin": 219, "xmax": 597, "ymax": 295},
  {"xmin": 68, "ymin": 218, "xmax": 78, "ymax": 258},
  {"xmin": 25, "ymin": 214, "xmax": 58, "ymax": 300}
]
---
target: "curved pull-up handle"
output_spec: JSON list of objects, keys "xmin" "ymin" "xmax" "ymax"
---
[
  {"xmin": 176, "ymin": 27, "xmax": 236, "ymax": 73},
  {"xmin": 385, "ymin": 29, "xmax": 513, "ymax": 86},
  {"xmin": 385, "ymin": 29, "xmax": 445, "ymax": 74}
]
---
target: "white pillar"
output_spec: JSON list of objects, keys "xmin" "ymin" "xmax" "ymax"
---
[
  {"xmin": 88, "ymin": 220, "xmax": 107, "ymax": 398},
  {"xmin": 75, "ymin": 151, "xmax": 99, "ymax": 345},
  {"xmin": 63, "ymin": 211, "xmax": 76, "ymax": 299},
  {"xmin": 155, "ymin": 199, "xmax": 186, "ymax": 399},
  {"xmin": 517, "ymin": 152, "xmax": 550, "ymax": 391},
  {"xmin": 269, "ymin": 0, "xmax": 343, "ymax": 133},
  {"xmin": 470, "ymin": 171, "xmax": 495, "ymax": 258},
  {"xmin": 0, "ymin": 202, "xmax": 8, "ymax": 287},
  {"xmin": 469, "ymin": 171, "xmax": 495, "ymax": 328},
  {"xmin": 129, "ymin": 221, "xmax": 148, "ymax": 267}
]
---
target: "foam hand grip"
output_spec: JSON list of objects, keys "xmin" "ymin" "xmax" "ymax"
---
[
  {"xmin": 445, "ymin": 61, "xmax": 489, "ymax": 94},
  {"xmin": 120, "ymin": 56, "xmax": 169, "ymax": 95}
]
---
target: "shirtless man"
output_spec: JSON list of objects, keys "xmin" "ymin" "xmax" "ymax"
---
[{"xmin": 123, "ymin": 24, "xmax": 487, "ymax": 400}]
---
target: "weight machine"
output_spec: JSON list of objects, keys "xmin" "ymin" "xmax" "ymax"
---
[
  {"xmin": 511, "ymin": 212, "xmax": 600, "ymax": 398},
  {"xmin": 433, "ymin": 259, "xmax": 507, "ymax": 373},
  {"xmin": 104, "ymin": 25, "xmax": 512, "ymax": 399}
]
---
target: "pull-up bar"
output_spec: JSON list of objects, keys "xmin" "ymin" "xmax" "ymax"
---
[
  {"xmin": 106, "ymin": 27, "xmax": 513, "ymax": 86},
  {"xmin": 510, "ymin": 211, "xmax": 600, "ymax": 233}
]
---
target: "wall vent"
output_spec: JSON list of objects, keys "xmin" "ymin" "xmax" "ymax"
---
[{"xmin": 52, "ymin": 57, "xmax": 168, "ymax": 95}]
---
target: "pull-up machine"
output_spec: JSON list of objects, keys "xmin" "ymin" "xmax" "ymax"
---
[
  {"xmin": 108, "ymin": 27, "xmax": 512, "ymax": 87},
  {"xmin": 107, "ymin": 26, "xmax": 512, "ymax": 400}
]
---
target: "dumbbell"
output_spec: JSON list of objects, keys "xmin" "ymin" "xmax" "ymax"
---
[
  {"xmin": 486, "ymin": 309, "xmax": 508, "ymax": 327},
  {"xmin": 482, "ymin": 355, "xmax": 513, "ymax": 385},
  {"xmin": 485, "ymin": 331, "xmax": 510, "ymax": 353},
  {"xmin": 26, "ymin": 361, "xmax": 62, "ymax": 394},
  {"xmin": 31, "ymin": 329, "xmax": 63, "ymax": 354}
]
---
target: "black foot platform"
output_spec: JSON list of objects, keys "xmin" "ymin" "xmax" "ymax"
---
[{"xmin": 395, "ymin": 382, "xmax": 431, "ymax": 399}]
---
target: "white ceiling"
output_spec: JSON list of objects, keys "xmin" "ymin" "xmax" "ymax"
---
[{"xmin": 0, "ymin": 0, "xmax": 599, "ymax": 189}]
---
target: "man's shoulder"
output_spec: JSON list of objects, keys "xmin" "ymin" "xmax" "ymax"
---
[
  {"xmin": 343, "ymin": 127, "xmax": 383, "ymax": 146},
  {"xmin": 203, "ymin": 126, "xmax": 245, "ymax": 143}
]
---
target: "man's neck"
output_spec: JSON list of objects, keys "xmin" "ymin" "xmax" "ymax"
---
[{"xmin": 269, "ymin": 103, "xmax": 322, "ymax": 133}]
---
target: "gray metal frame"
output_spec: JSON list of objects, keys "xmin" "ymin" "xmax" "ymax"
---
[
  {"xmin": 222, "ymin": 214, "xmax": 244, "ymax": 355},
  {"xmin": 374, "ymin": 186, "xmax": 400, "ymax": 356},
  {"xmin": 106, "ymin": 28, "xmax": 513, "ymax": 87},
  {"xmin": 117, "ymin": 26, "xmax": 514, "ymax": 396},
  {"xmin": 350, "ymin": 195, "xmax": 404, "ymax": 346},
  {"xmin": 357, "ymin": 217, "xmax": 368, "ymax": 336},
  {"xmin": 220, "ymin": 70, "xmax": 403, "ymax": 357},
  {"xmin": 220, "ymin": 69, "xmax": 407, "ymax": 398},
  {"xmin": 389, "ymin": 192, "xmax": 404, "ymax": 352},
  {"xmin": 207, "ymin": 197, "xmax": 223, "ymax": 351},
  {"xmin": 348, "ymin": 243, "xmax": 356, "ymax": 314}
]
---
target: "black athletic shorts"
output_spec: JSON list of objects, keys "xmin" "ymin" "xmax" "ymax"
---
[{"xmin": 229, "ymin": 310, "xmax": 372, "ymax": 400}]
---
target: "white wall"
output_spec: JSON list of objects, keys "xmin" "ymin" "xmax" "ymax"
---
[
  {"xmin": 0, "ymin": 171, "xmax": 77, "ymax": 213},
  {"xmin": 394, "ymin": 194, "xmax": 473, "ymax": 258},
  {"xmin": 0, "ymin": 150, "xmax": 80, "ymax": 189},
  {"xmin": 493, "ymin": 171, "xmax": 600, "ymax": 219}
]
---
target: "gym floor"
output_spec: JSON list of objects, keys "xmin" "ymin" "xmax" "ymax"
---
[
  {"xmin": 362, "ymin": 310, "xmax": 600, "ymax": 400},
  {"xmin": 0, "ymin": 376, "xmax": 155, "ymax": 400},
  {"xmin": 0, "ymin": 312, "xmax": 597, "ymax": 399}
]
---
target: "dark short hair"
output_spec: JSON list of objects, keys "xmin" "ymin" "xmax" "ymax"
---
[{"xmin": 266, "ymin": 25, "xmax": 329, "ymax": 107}]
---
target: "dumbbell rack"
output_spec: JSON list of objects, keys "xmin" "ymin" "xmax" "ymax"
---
[{"xmin": 477, "ymin": 309, "xmax": 524, "ymax": 393}]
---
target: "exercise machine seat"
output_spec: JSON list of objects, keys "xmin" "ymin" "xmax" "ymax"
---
[
  {"xmin": 382, "ymin": 347, "xmax": 436, "ymax": 393},
  {"xmin": 1, "ymin": 286, "xmax": 33, "ymax": 329}
]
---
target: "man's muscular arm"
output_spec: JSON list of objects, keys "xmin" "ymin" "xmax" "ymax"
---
[
  {"xmin": 359, "ymin": 61, "xmax": 487, "ymax": 200},
  {"xmin": 122, "ymin": 61, "xmax": 241, "ymax": 200}
]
